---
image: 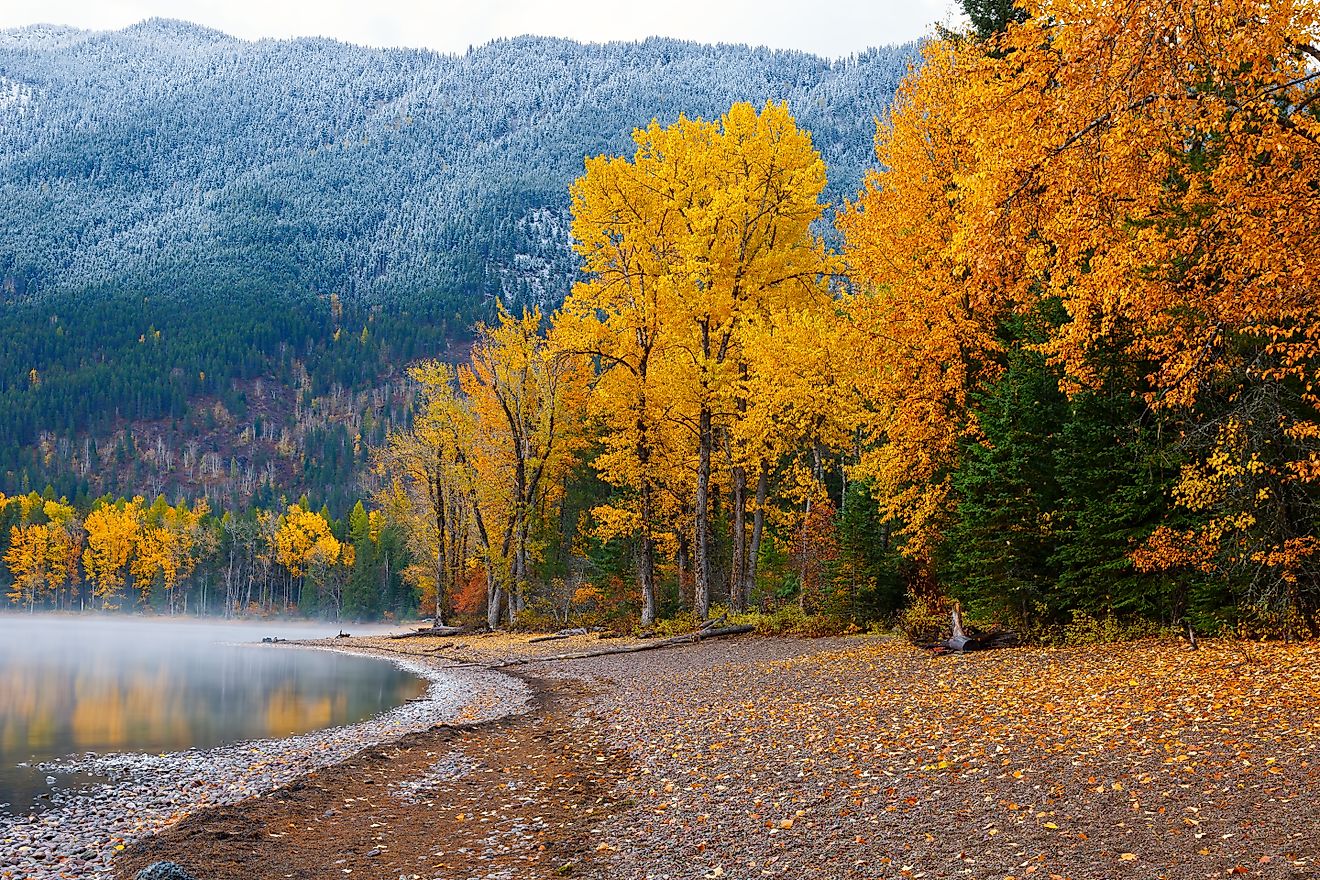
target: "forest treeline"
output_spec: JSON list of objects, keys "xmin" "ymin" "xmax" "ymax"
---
[
  {"xmin": 1, "ymin": 491, "xmax": 416, "ymax": 619},
  {"xmin": 5, "ymin": 0, "xmax": 1318, "ymax": 638},
  {"xmin": 378, "ymin": 0, "xmax": 1320, "ymax": 640},
  {"xmin": 0, "ymin": 287, "xmax": 468, "ymax": 508}
]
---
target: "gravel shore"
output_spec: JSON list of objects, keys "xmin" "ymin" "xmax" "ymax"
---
[{"xmin": 0, "ymin": 643, "xmax": 529, "ymax": 880}]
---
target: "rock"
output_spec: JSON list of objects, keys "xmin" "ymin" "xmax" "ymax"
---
[{"xmin": 135, "ymin": 862, "xmax": 200, "ymax": 880}]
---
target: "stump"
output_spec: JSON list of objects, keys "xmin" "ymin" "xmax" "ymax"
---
[{"xmin": 921, "ymin": 602, "xmax": 1017, "ymax": 654}]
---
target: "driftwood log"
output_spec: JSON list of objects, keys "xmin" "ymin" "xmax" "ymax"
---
[
  {"xmin": 528, "ymin": 627, "xmax": 589, "ymax": 643},
  {"xmin": 388, "ymin": 624, "xmax": 472, "ymax": 640}
]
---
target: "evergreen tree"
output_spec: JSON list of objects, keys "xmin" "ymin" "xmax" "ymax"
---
[{"xmin": 941, "ymin": 341, "xmax": 1067, "ymax": 627}]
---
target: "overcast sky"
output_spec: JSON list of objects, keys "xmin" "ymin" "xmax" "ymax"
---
[{"xmin": 0, "ymin": 1, "xmax": 955, "ymax": 58}]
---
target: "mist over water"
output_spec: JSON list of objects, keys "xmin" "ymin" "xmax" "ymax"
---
[{"xmin": 0, "ymin": 615, "xmax": 426, "ymax": 815}]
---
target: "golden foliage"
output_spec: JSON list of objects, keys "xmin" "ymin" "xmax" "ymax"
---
[
  {"xmin": 560, "ymin": 100, "xmax": 837, "ymax": 619},
  {"xmin": 83, "ymin": 498, "xmax": 143, "ymax": 607},
  {"xmin": 271, "ymin": 503, "xmax": 346, "ymax": 578},
  {"xmin": 131, "ymin": 498, "xmax": 209, "ymax": 609},
  {"xmin": 4, "ymin": 517, "xmax": 80, "ymax": 608}
]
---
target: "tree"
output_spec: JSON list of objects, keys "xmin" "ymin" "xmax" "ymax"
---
[
  {"xmin": 6, "ymin": 525, "xmax": 66, "ymax": 610},
  {"xmin": 132, "ymin": 498, "xmax": 210, "ymax": 613},
  {"xmin": 377, "ymin": 362, "xmax": 477, "ymax": 627},
  {"xmin": 562, "ymin": 101, "xmax": 834, "ymax": 620},
  {"xmin": 838, "ymin": 37, "xmax": 1012, "ymax": 568},
  {"xmin": 842, "ymin": 0, "xmax": 1320, "ymax": 632},
  {"xmin": 737, "ymin": 306, "xmax": 859, "ymax": 609},
  {"xmin": 460, "ymin": 307, "xmax": 587, "ymax": 625},
  {"xmin": 83, "ymin": 497, "xmax": 143, "ymax": 609},
  {"xmin": 4, "ymin": 500, "xmax": 81, "ymax": 611},
  {"xmin": 271, "ymin": 502, "xmax": 349, "ymax": 615}
]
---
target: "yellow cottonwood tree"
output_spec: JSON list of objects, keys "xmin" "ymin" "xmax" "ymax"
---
[
  {"xmin": 132, "ymin": 499, "xmax": 209, "ymax": 612},
  {"xmin": 83, "ymin": 498, "xmax": 143, "ymax": 609},
  {"xmin": 562, "ymin": 101, "xmax": 834, "ymax": 619},
  {"xmin": 273, "ymin": 504, "xmax": 344, "ymax": 578},
  {"xmin": 270, "ymin": 503, "xmax": 350, "ymax": 615},
  {"xmin": 736, "ymin": 306, "xmax": 862, "ymax": 604},
  {"xmin": 460, "ymin": 306, "xmax": 587, "ymax": 626},
  {"xmin": 5, "ymin": 507, "xmax": 80, "ymax": 611},
  {"xmin": 6, "ymin": 525, "xmax": 58, "ymax": 609},
  {"xmin": 377, "ymin": 362, "xmax": 477, "ymax": 627}
]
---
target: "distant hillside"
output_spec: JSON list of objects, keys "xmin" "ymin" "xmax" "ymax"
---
[
  {"xmin": 0, "ymin": 19, "xmax": 915, "ymax": 306},
  {"xmin": 0, "ymin": 20, "xmax": 917, "ymax": 504}
]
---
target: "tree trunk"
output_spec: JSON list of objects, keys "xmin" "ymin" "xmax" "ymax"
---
[
  {"xmin": 693, "ymin": 404, "xmax": 713, "ymax": 620},
  {"xmin": 487, "ymin": 573, "xmax": 502, "ymax": 631},
  {"xmin": 744, "ymin": 462, "xmax": 768, "ymax": 609},
  {"xmin": 467, "ymin": 487, "xmax": 502, "ymax": 632},
  {"xmin": 675, "ymin": 528, "xmax": 690, "ymax": 611},
  {"xmin": 798, "ymin": 497, "xmax": 811, "ymax": 613},
  {"xmin": 636, "ymin": 397, "xmax": 658, "ymax": 628},
  {"xmin": 433, "ymin": 476, "xmax": 447, "ymax": 628},
  {"xmin": 729, "ymin": 463, "xmax": 747, "ymax": 613}
]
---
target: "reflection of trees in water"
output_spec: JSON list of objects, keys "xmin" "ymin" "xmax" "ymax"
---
[{"xmin": 0, "ymin": 647, "xmax": 423, "ymax": 757}]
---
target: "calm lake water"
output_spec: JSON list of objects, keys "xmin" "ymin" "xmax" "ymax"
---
[{"xmin": 0, "ymin": 616, "xmax": 426, "ymax": 814}]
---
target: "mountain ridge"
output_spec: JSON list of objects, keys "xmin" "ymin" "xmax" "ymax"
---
[{"xmin": 0, "ymin": 20, "xmax": 916, "ymax": 307}]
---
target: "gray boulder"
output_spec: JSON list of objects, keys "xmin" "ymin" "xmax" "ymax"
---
[{"xmin": 135, "ymin": 863, "xmax": 199, "ymax": 880}]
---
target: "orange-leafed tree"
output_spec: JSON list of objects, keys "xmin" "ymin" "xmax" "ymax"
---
[{"xmin": 842, "ymin": 0, "xmax": 1320, "ymax": 623}]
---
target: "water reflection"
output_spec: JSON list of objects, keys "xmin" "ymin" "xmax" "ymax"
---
[{"xmin": 0, "ymin": 616, "xmax": 425, "ymax": 814}]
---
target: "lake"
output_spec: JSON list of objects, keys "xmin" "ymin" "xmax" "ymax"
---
[{"xmin": 0, "ymin": 616, "xmax": 427, "ymax": 815}]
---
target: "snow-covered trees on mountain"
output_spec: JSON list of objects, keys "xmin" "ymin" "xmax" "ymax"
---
[{"xmin": 0, "ymin": 20, "xmax": 916, "ymax": 309}]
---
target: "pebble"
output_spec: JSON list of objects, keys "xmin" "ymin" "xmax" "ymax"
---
[{"xmin": 0, "ymin": 647, "xmax": 529, "ymax": 880}]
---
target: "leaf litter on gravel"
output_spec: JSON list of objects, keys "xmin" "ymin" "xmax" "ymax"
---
[{"xmin": 578, "ymin": 638, "xmax": 1319, "ymax": 880}]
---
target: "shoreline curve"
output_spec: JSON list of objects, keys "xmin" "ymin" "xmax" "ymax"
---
[{"xmin": 0, "ymin": 639, "xmax": 531, "ymax": 880}]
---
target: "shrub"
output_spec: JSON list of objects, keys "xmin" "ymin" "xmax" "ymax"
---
[
  {"xmin": 729, "ymin": 605, "xmax": 855, "ymax": 637},
  {"xmin": 896, "ymin": 592, "xmax": 953, "ymax": 644}
]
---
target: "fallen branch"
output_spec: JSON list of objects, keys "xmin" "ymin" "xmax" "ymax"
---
[
  {"xmin": 389, "ymin": 625, "xmax": 471, "ymax": 640},
  {"xmin": 922, "ymin": 604, "xmax": 1017, "ymax": 654},
  {"xmin": 489, "ymin": 624, "xmax": 755, "ymax": 668},
  {"xmin": 527, "ymin": 628, "xmax": 589, "ymax": 643}
]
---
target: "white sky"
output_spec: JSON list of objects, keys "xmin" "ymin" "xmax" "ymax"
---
[{"xmin": 0, "ymin": 1, "xmax": 955, "ymax": 58}]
